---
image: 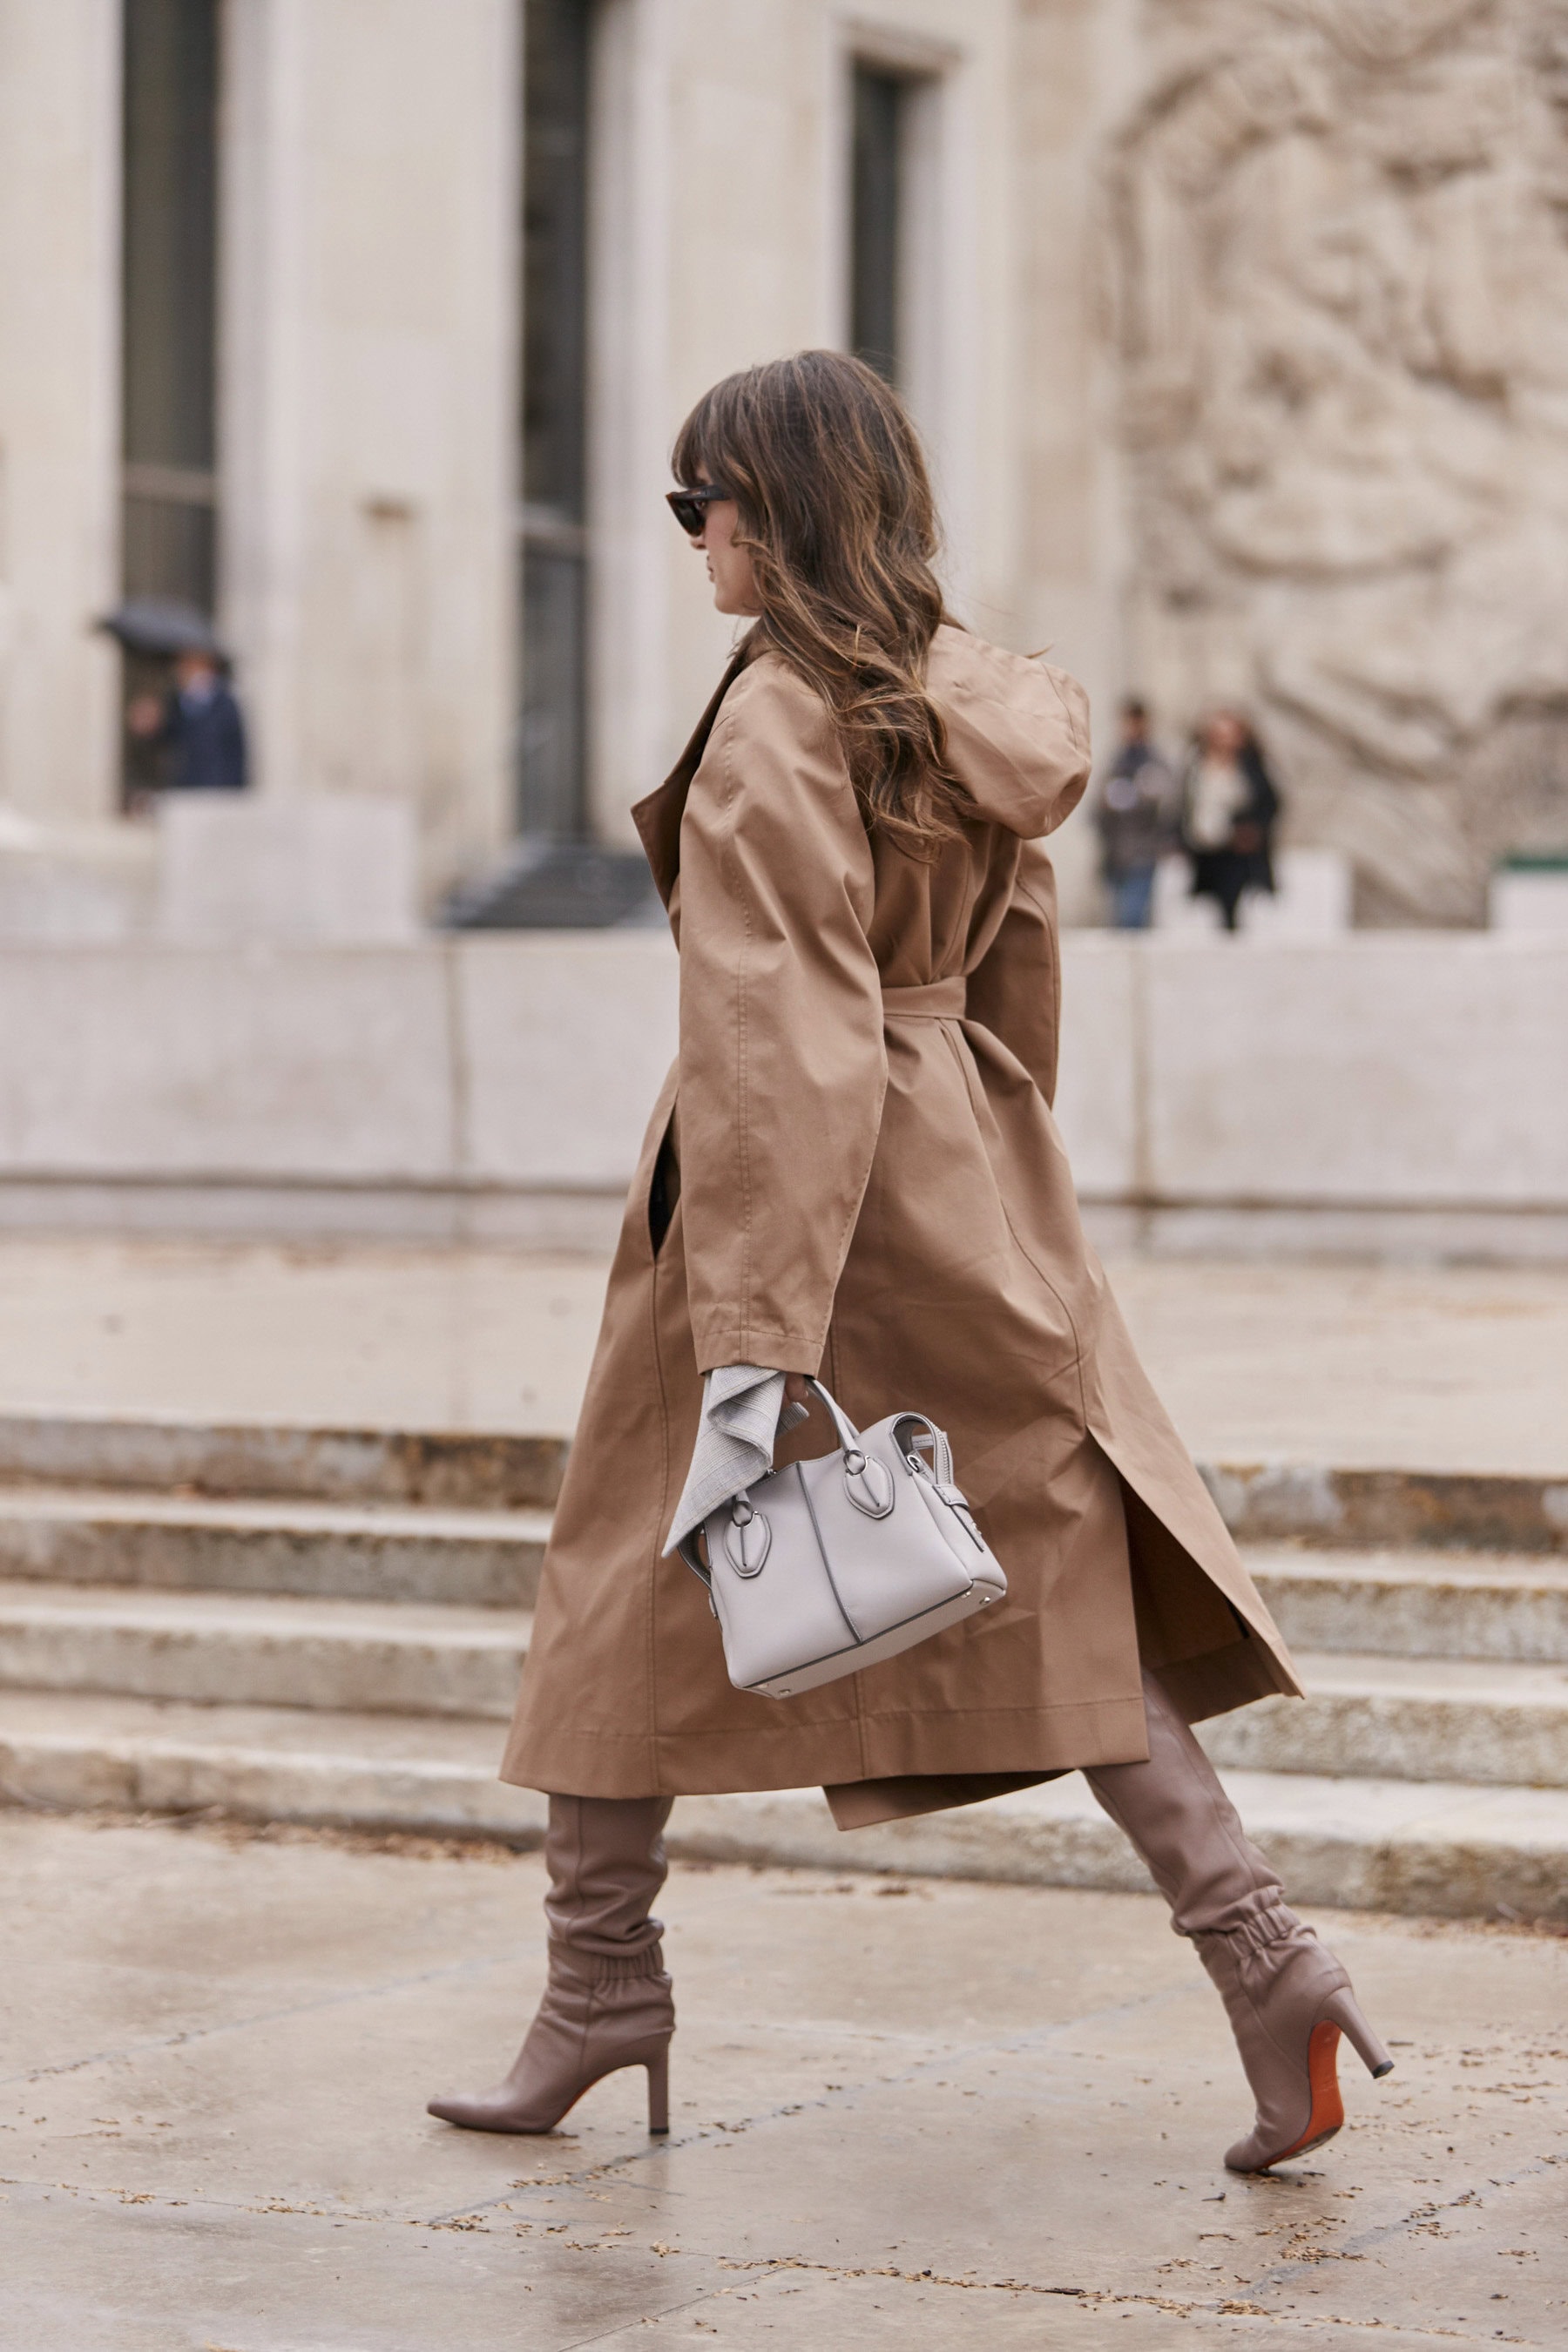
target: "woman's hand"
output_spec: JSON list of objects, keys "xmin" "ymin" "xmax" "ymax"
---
[{"xmin": 782, "ymin": 1372, "xmax": 813, "ymax": 1411}]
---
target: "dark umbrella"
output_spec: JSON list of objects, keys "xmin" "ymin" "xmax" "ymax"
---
[{"xmin": 95, "ymin": 598, "xmax": 227, "ymax": 659}]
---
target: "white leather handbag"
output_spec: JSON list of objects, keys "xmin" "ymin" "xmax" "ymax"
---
[{"xmin": 677, "ymin": 1379, "xmax": 1007, "ymax": 1699}]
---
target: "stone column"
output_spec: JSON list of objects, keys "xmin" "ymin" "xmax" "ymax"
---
[
  {"xmin": 222, "ymin": 0, "xmax": 519, "ymax": 900},
  {"xmin": 0, "ymin": 0, "xmax": 122, "ymax": 825}
]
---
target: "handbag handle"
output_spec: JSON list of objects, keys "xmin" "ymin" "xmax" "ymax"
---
[
  {"xmin": 677, "ymin": 1376, "xmax": 897, "ymax": 1587},
  {"xmin": 804, "ymin": 1376, "xmax": 867, "ymax": 1463}
]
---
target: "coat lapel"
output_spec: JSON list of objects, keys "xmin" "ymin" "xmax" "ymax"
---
[{"xmin": 632, "ymin": 648, "xmax": 748, "ymax": 909}]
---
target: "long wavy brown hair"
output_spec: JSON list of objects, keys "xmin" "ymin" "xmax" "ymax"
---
[{"xmin": 672, "ymin": 351, "xmax": 966, "ymax": 855}]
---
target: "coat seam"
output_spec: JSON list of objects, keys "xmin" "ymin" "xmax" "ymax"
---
[
  {"xmin": 645, "ymin": 1206, "xmax": 675, "ymax": 1789},
  {"xmin": 1010, "ymin": 873, "xmax": 1061, "ymax": 1105},
  {"xmin": 938, "ymin": 1021, "xmax": 1085, "ymax": 1390},
  {"xmin": 720, "ymin": 706, "xmax": 755, "ymax": 1353}
]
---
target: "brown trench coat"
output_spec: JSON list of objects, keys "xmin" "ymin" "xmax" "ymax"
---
[{"xmin": 501, "ymin": 625, "xmax": 1301, "ymax": 1827}]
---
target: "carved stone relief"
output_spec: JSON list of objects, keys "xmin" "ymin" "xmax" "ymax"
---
[{"xmin": 1105, "ymin": 0, "xmax": 1568, "ymax": 919}]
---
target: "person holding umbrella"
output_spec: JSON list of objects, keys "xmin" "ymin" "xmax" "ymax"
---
[{"xmin": 98, "ymin": 599, "xmax": 248, "ymax": 804}]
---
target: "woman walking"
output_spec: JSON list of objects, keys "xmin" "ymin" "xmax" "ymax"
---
[{"xmin": 427, "ymin": 352, "xmax": 1389, "ymax": 2174}]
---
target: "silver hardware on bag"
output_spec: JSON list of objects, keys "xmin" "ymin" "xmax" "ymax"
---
[
  {"xmin": 722, "ymin": 1497, "xmax": 771, "ymax": 1578},
  {"xmin": 677, "ymin": 1378, "xmax": 1007, "ymax": 1699}
]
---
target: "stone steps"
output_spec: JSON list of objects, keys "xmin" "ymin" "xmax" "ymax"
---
[
  {"xmin": 0, "ymin": 1489, "xmax": 1560, "ymax": 1666},
  {"xmin": 0, "ymin": 1414, "xmax": 567, "ymax": 1508},
  {"xmin": 1247, "ymin": 1544, "xmax": 1568, "ymax": 1662},
  {"xmin": 0, "ymin": 1410, "xmax": 1565, "ymax": 1918},
  {"xmin": 1, "ymin": 1688, "xmax": 1563, "ymax": 1924},
  {"xmin": 2, "ymin": 1577, "xmax": 1566, "ymax": 1788},
  {"xmin": 0, "ymin": 1410, "xmax": 1564, "ymax": 1554},
  {"xmin": 0, "ymin": 1582, "xmax": 528, "ymax": 1719},
  {"xmin": 0, "ymin": 1485, "xmax": 549, "ymax": 1607},
  {"xmin": 1200, "ymin": 1650, "xmax": 1568, "ymax": 1788}
]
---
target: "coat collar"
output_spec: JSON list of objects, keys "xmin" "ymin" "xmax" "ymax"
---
[{"xmin": 632, "ymin": 645, "xmax": 750, "ymax": 909}]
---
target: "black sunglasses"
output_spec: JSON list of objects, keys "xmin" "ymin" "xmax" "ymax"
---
[{"xmin": 666, "ymin": 483, "xmax": 729, "ymax": 536}]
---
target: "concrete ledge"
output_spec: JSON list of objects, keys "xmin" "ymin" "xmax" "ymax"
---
[
  {"xmin": 1080, "ymin": 1200, "xmax": 1568, "ymax": 1266},
  {"xmin": 1208, "ymin": 1463, "xmax": 1568, "ymax": 1555},
  {"xmin": 2, "ymin": 1695, "xmax": 1562, "ymax": 1921},
  {"xmin": 0, "ymin": 1414, "xmax": 568, "ymax": 1506},
  {"xmin": 669, "ymin": 1779, "xmax": 1568, "ymax": 1923},
  {"xmin": 0, "ymin": 1178, "xmax": 627, "ymax": 1250},
  {"xmin": 0, "ymin": 1410, "xmax": 1559, "ymax": 1551},
  {"xmin": 0, "ymin": 933, "xmax": 1562, "ymax": 1254},
  {"xmin": 10, "ymin": 1180, "xmax": 1564, "ymax": 1260}
]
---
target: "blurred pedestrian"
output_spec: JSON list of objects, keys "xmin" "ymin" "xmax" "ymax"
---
[
  {"xmin": 1093, "ymin": 696, "xmax": 1178, "ymax": 929},
  {"xmin": 1179, "ymin": 710, "xmax": 1281, "ymax": 932},
  {"xmin": 126, "ymin": 645, "xmax": 248, "ymax": 798}
]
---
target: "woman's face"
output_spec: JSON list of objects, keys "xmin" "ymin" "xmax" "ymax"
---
[
  {"xmin": 1202, "ymin": 712, "xmax": 1247, "ymax": 760},
  {"xmin": 693, "ymin": 496, "xmax": 761, "ymax": 617}
]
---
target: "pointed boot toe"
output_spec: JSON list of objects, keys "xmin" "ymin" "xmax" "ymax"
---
[
  {"xmin": 426, "ymin": 2084, "xmax": 541, "ymax": 2134},
  {"xmin": 427, "ymin": 1794, "xmax": 676, "ymax": 2139},
  {"xmin": 426, "ymin": 1942, "xmax": 673, "ymax": 2137}
]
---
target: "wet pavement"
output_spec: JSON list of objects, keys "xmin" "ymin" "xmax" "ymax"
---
[{"xmin": 3, "ymin": 1811, "xmax": 1564, "ymax": 2349}]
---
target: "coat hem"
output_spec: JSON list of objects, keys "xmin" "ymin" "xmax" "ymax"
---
[{"xmin": 499, "ymin": 1693, "xmax": 1151, "ymax": 1801}]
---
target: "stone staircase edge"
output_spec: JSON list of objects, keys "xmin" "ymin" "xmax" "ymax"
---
[
  {"xmin": 2, "ymin": 1728, "xmax": 1564, "ymax": 1923},
  {"xmin": 0, "ymin": 1410, "xmax": 1564, "ymax": 1550}
]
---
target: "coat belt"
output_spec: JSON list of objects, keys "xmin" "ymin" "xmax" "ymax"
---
[{"xmin": 880, "ymin": 975, "xmax": 967, "ymax": 1019}]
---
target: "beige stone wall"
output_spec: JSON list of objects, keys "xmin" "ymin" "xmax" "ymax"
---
[
  {"xmin": 1104, "ymin": 0, "xmax": 1568, "ymax": 923},
  {"xmin": 587, "ymin": 0, "xmax": 1024, "ymax": 846},
  {"xmin": 8, "ymin": 0, "xmax": 1560, "ymax": 928},
  {"xmin": 222, "ymin": 0, "xmax": 519, "ymax": 896},
  {"xmin": 0, "ymin": 932, "xmax": 1560, "ymax": 1255},
  {"xmin": 0, "ymin": 0, "xmax": 1036, "ymax": 901}
]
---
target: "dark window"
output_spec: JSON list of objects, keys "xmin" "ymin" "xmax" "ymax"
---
[
  {"xmin": 850, "ymin": 63, "xmax": 905, "ymax": 385},
  {"xmin": 121, "ymin": 0, "xmax": 220, "ymax": 616},
  {"xmin": 520, "ymin": 0, "xmax": 592, "ymax": 838},
  {"xmin": 120, "ymin": 0, "xmax": 220, "ymax": 802}
]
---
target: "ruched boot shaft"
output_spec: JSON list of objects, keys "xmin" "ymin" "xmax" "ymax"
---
[
  {"xmin": 1085, "ymin": 1672, "xmax": 1391, "ymax": 2171},
  {"xmin": 427, "ymin": 1795, "xmax": 675, "ymax": 2136}
]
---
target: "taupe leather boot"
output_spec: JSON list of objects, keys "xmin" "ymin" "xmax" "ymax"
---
[
  {"xmin": 1085, "ymin": 1671, "xmax": 1392, "ymax": 2172},
  {"xmin": 427, "ymin": 1794, "xmax": 675, "ymax": 2136}
]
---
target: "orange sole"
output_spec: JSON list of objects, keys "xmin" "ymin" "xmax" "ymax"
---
[{"xmin": 1260, "ymin": 2020, "xmax": 1346, "ymax": 2168}]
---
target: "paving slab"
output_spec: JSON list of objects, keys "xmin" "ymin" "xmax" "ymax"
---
[
  {"xmin": 0, "ymin": 1238, "xmax": 1563, "ymax": 1476},
  {"xmin": 0, "ymin": 1814, "xmax": 1562, "ymax": 2349}
]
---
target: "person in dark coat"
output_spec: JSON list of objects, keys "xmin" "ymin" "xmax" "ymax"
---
[
  {"xmin": 1179, "ymin": 709, "xmax": 1281, "ymax": 931},
  {"xmin": 1092, "ymin": 696, "xmax": 1179, "ymax": 929},
  {"xmin": 127, "ymin": 648, "xmax": 248, "ymax": 794}
]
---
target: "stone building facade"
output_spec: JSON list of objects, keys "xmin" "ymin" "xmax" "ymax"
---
[
  {"xmin": 1105, "ymin": 0, "xmax": 1568, "ymax": 923},
  {"xmin": 0, "ymin": 0, "xmax": 1559, "ymax": 925}
]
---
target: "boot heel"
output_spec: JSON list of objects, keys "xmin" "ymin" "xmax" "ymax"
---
[
  {"xmin": 1322, "ymin": 1989, "xmax": 1393, "ymax": 2079},
  {"xmin": 646, "ymin": 2045, "xmax": 670, "ymax": 2136}
]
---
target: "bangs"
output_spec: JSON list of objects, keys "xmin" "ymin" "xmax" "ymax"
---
[{"xmin": 672, "ymin": 391, "xmax": 720, "ymax": 489}]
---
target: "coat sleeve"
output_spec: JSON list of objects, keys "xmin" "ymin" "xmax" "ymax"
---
[
  {"xmin": 675, "ymin": 660, "xmax": 887, "ymax": 1376},
  {"xmin": 963, "ymin": 837, "xmax": 1063, "ymax": 1107}
]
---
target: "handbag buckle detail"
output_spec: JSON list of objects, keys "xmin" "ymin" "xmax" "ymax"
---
[
  {"xmin": 842, "ymin": 1448, "xmax": 895, "ymax": 1519},
  {"xmin": 724, "ymin": 1498, "xmax": 772, "ymax": 1578}
]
